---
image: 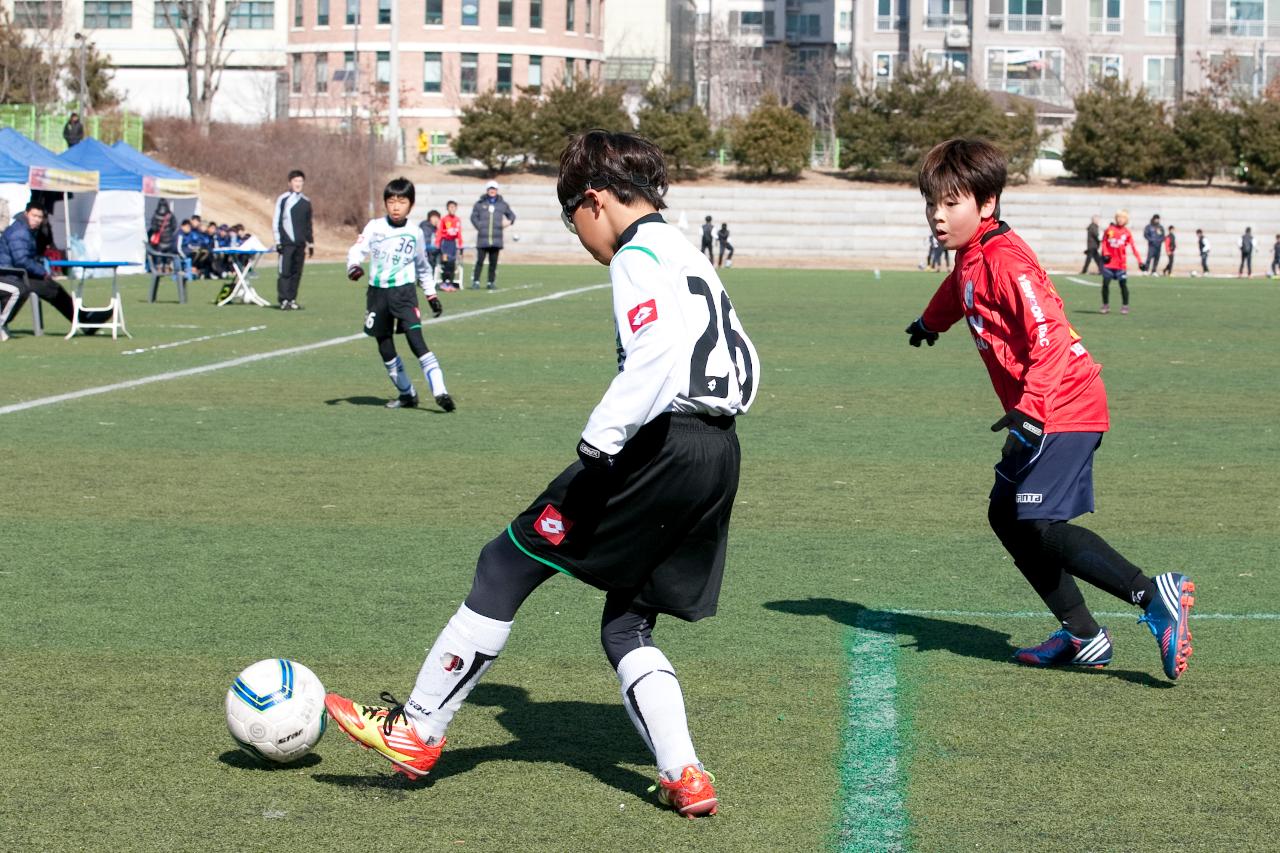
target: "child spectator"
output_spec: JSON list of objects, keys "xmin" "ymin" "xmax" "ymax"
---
[
  {"xmin": 436, "ymin": 200, "xmax": 463, "ymax": 291},
  {"xmin": 1271, "ymin": 234, "xmax": 1280, "ymax": 278},
  {"xmin": 904, "ymin": 137, "xmax": 1194, "ymax": 682},
  {"xmin": 1238, "ymin": 227, "xmax": 1253, "ymax": 278},
  {"xmin": 1141, "ymin": 214, "xmax": 1164, "ymax": 275},
  {"xmin": 1195, "ymin": 229, "xmax": 1210, "ymax": 276},
  {"xmin": 1162, "ymin": 225, "xmax": 1176, "ymax": 276},
  {"xmin": 700, "ymin": 215, "xmax": 714, "ymax": 262},
  {"xmin": 717, "ymin": 222, "xmax": 733, "ymax": 268},
  {"xmin": 420, "ymin": 209, "xmax": 443, "ymax": 286},
  {"xmin": 1100, "ymin": 209, "xmax": 1143, "ymax": 314},
  {"xmin": 345, "ymin": 177, "xmax": 455, "ymax": 412}
]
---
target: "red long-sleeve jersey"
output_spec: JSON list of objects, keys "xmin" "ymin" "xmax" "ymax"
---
[
  {"xmin": 436, "ymin": 214, "xmax": 463, "ymax": 247},
  {"xmin": 1102, "ymin": 223, "xmax": 1143, "ymax": 271},
  {"xmin": 920, "ymin": 218, "xmax": 1110, "ymax": 433}
]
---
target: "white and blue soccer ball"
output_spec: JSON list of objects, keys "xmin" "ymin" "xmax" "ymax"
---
[{"xmin": 225, "ymin": 659, "xmax": 327, "ymax": 763}]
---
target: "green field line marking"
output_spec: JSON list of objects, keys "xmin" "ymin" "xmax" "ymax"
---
[
  {"xmin": 883, "ymin": 608, "xmax": 1275, "ymax": 621},
  {"xmin": 0, "ymin": 283, "xmax": 609, "ymax": 416},
  {"xmin": 838, "ymin": 610, "xmax": 907, "ymax": 853}
]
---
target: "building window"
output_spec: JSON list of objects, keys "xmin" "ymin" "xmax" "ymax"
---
[
  {"xmin": 1209, "ymin": 52, "xmax": 1262, "ymax": 96},
  {"xmin": 377, "ymin": 0, "xmax": 389, "ymax": 24},
  {"xmin": 566, "ymin": 0, "xmax": 574, "ymax": 31},
  {"xmin": 497, "ymin": 53, "xmax": 513, "ymax": 92},
  {"xmin": 926, "ymin": 0, "xmax": 968, "ymax": 29},
  {"xmin": 14, "ymin": 0, "xmax": 62, "ymax": 27},
  {"xmin": 876, "ymin": 0, "xmax": 902, "ymax": 31},
  {"xmin": 376, "ymin": 50, "xmax": 390, "ymax": 91},
  {"xmin": 986, "ymin": 46, "xmax": 1064, "ymax": 101},
  {"xmin": 84, "ymin": 0, "xmax": 132, "ymax": 28},
  {"xmin": 528, "ymin": 55, "xmax": 542, "ymax": 92},
  {"xmin": 785, "ymin": 13, "xmax": 821, "ymax": 38},
  {"xmin": 1146, "ymin": 0, "xmax": 1176, "ymax": 34},
  {"xmin": 461, "ymin": 52, "xmax": 478, "ymax": 93},
  {"xmin": 343, "ymin": 50, "xmax": 357, "ymax": 91},
  {"xmin": 1210, "ymin": 0, "xmax": 1265, "ymax": 37},
  {"xmin": 564, "ymin": 56, "xmax": 575, "ymax": 84},
  {"xmin": 345, "ymin": 0, "xmax": 358, "ymax": 25},
  {"xmin": 462, "ymin": 0, "xmax": 478, "ymax": 25},
  {"xmin": 425, "ymin": 0, "xmax": 441, "ymax": 24},
  {"xmin": 925, "ymin": 49, "xmax": 970, "ymax": 76},
  {"xmin": 498, "ymin": 0, "xmax": 513, "ymax": 25},
  {"xmin": 585, "ymin": 0, "xmax": 591, "ymax": 33},
  {"xmin": 1144, "ymin": 55, "xmax": 1176, "ymax": 99},
  {"xmin": 316, "ymin": 53, "xmax": 329, "ymax": 93},
  {"xmin": 291, "ymin": 55, "xmax": 303, "ymax": 93},
  {"xmin": 423, "ymin": 52, "xmax": 441, "ymax": 92},
  {"xmin": 293, "ymin": 0, "xmax": 301, "ymax": 25},
  {"xmin": 230, "ymin": 0, "xmax": 273, "ymax": 28},
  {"xmin": 153, "ymin": 1, "xmax": 187, "ymax": 27},
  {"xmin": 529, "ymin": 0, "xmax": 542, "ymax": 28},
  {"xmin": 736, "ymin": 9, "xmax": 764, "ymax": 34},
  {"xmin": 317, "ymin": 0, "xmax": 328, "ymax": 24},
  {"xmin": 1088, "ymin": 0, "xmax": 1121, "ymax": 33},
  {"xmin": 1087, "ymin": 53, "xmax": 1122, "ymax": 88},
  {"xmin": 988, "ymin": 0, "xmax": 1063, "ymax": 33},
  {"xmin": 874, "ymin": 51, "xmax": 899, "ymax": 87}
]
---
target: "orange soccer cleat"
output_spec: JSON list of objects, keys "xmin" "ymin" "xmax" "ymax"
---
[
  {"xmin": 656, "ymin": 765, "xmax": 718, "ymax": 818},
  {"xmin": 324, "ymin": 691, "xmax": 444, "ymax": 779}
]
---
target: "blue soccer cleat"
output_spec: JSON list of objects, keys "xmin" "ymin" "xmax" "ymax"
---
[
  {"xmin": 1139, "ymin": 572, "xmax": 1195, "ymax": 680},
  {"xmin": 1013, "ymin": 627, "xmax": 1113, "ymax": 668}
]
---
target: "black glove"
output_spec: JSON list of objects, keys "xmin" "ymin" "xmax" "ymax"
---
[
  {"xmin": 307, "ymin": 244, "xmax": 314, "ymax": 258},
  {"xmin": 427, "ymin": 294, "xmax": 443, "ymax": 317},
  {"xmin": 275, "ymin": 243, "xmax": 284, "ymax": 253},
  {"xmin": 905, "ymin": 317, "xmax": 938, "ymax": 347},
  {"xmin": 991, "ymin": 409, "xmax": 1045, "ymax": 457},
  {"xmin": 576, "ymin": 438, "xmax": 617, "ymax": 471},
  {"xmin": 346, "ymin": 265, "xmax": 363, "ymax": 281}
]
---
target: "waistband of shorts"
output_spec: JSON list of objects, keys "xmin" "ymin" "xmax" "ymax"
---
[{"xmin": 665, "ymin": 412, "xmax": 736, "ymax": 433}]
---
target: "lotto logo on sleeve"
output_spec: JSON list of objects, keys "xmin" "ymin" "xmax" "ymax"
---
[
  {"xmin": 627, "ymin": 299, "xmax": 658, "ymax": 332},
  {"xmin": 534, "ymin": 504, "xmax": 573, "ymax": 546}
]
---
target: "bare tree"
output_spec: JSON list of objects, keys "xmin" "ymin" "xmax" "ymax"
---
[{"xmin": 158, "ymin": 0, "xmax": 243, "ymax": 132}]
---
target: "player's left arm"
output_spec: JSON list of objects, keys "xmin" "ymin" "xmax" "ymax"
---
[
  {"xmin": 579, "ymin": 250, "xmax": 684, "ymax": 463},
  {"xmin": 345, "ymin": 222, "xmax": 372, "ymax": 279},
  {"xmin": 1002, "ymin": 258, "xmax": 1072, "ymax": 426}
]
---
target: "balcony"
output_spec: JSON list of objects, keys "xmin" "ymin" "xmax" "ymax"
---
[{"xmin": 987, "ymin": 78, "xmax": 1065, "ymax": 104}]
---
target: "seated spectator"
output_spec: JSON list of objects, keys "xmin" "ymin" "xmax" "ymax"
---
[
  {"xmin": 177, "ymin": 218, "xmax": 211, "ymax": 276},
  {"xmin": 0, "ymin": 202, "xmax": 108, "ymax": 336},
  {"xmin": 231, "ymin": 223, "xmax": 248, "ymax": 246},
  {"xmin": 204, "ymin": 222, "xmax": 227, "ymax": 277}
]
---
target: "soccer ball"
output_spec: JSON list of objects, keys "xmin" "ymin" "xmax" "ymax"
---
[{"xmin": 225, "ymin": 659, "xmax": 327, "ymax": 763}]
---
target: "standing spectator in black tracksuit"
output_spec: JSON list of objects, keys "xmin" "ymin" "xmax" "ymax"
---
[
  {"xmin": 469, "ymin": 180, "xmax": 516, "ymax": 290},
  {"xmin": 717, "ymin": 222, "xmax": 733, "ymax": 268},
  {"xmin": 1081, "ymin": 215, "xmax": 1104, "ymax": 274},
  {"xmin": 1142, "ymin": 215, "xmax": 1164, "ymax": 274},
  {"xmin": 1238, "ymin": 227, "xmax": 1254, "ymax": 277},
  {"xmin": 700, "ymin": 216, "xmax": 714, "ymax": 262},
  {"xmin": 62, "ymin": 113, "xmax": 85, "ymax": 148},
  {"xmin": 273, "ymin": 169, "xmax": 314, "ymax": 310}
]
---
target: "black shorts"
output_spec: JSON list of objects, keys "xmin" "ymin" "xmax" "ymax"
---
[
  {"xmin": 990, "ymin": 431, "xmax": 1102, "ymax": 522},
  {"xmin": 363, "ymin": 284, "xmax": 422, "ymax": 338},
  {"xmin": 507, "ymin": 413, "xmax": 741, "ymax": 622}
]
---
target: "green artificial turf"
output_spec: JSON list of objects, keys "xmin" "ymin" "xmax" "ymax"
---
[{"xmin": 1, "ymin": 264, "xmax": 1276, "ymax": 851}]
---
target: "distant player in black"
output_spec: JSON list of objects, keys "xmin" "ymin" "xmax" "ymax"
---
[
  {"xmin": 700, "ymin": 215, "xmax": 714, "ymax": 262},
  {"xmin": 717, "ymin": 222, "xmax": 733, "ymax": 267}
]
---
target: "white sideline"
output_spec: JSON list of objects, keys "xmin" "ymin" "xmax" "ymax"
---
[
  {"xmin": 121, "ymin": 324, "xmax": 269, "ymax": 355},
  {"xmin": 0, "ymin": 283, "xmax": 610, "ymax": 416}
]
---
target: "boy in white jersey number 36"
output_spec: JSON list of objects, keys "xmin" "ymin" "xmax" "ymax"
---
[
  {"xmin": 325, "ymin": 132, "xmax": 760, "ymax": 818},
  {"xmin": 346, "ymin": 177, "xmax": 455, "ymax": 412}
]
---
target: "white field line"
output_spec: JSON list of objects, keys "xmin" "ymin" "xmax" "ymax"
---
[
  {"xmin": 885, "ymin": 608, "xmax": 1276, "ymax": 621},
  {"xmin": 0, "ymin": 283, "xmax": 610, "ymax": 416},
  {"xmin": 121, "ymin": 324, "xmax": 268, "ymax": 355}
]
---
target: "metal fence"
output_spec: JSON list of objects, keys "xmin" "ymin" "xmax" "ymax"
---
[{"xmin": 0, "ymin": 105, "xmax": 144, "ymax": 151}]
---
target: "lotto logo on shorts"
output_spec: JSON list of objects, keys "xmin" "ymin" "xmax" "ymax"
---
[
  {"xmin": 627, "ymin": 299, "xmax": 658, "ymax": 332},
  {"xmin": 1016, "ymin": 493, "xmax": 1043, "ymax": 503},
  {"xmin": 535, "ymin": 504, "xmax": 573, "ymax": 546}
]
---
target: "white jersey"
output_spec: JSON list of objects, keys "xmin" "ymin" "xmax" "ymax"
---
[
  {"xmin": 582, "ymin": 214, "xmax": 760, "ymax": 455},
  {"xmin": 346, "ymin": 216, "xmax": 435, "ymax": 292}
]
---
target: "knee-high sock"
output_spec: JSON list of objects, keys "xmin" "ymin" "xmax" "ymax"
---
[
  {"xmin": 616, "ymin": 646, "xmax": 698, "ymax": 778},
  {"xmin": 405, "ymin": 604, "xmax": 511, "ymax": 742},
  {"xmin": 419, "ymin": 352, "xmax": 447, "ymax": 396},
  {"xmin": 384, "ymin": 356, "xmax": 414, "ymax": 395}
]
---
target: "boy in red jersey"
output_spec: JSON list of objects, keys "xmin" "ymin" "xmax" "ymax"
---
[
  {"xmin": 904, "ymin": 139, "xmax": 1194, "ymax": 681},
  {"xmin": 1100, "ymin": 209, "xmax": 1144, "ymax": 314},
  {"xmin": 435, "ymin": 200, "xmax": 464, "ymax": 290}
]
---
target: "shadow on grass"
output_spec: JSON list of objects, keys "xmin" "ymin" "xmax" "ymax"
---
[
  {"xmin": 219, "ymin": 749, "xmax": 323, "ymax": 770},
  {"xmin": 311, "ymin": 683, "xmax": 656, "ymax": 800},
  {"xmin": 323, "ymin": 395, "xmax": 454, "ymax": 414},
  {"xmin": 764, "ymin": 597, "xmax": 1170, "ymax": 688}
]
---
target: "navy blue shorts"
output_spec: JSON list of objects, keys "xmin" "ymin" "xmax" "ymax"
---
[
  {"xmin": 990, "ymin": 432, "xmax": 1103, "ymax": 521},
  {"xmin": 1101, "ymin": 267, "xmax": 1127, "ymax": 284}
]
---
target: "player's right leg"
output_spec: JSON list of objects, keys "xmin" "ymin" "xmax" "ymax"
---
[
  {"xmin": 370, "ymin": 289, "xmax": 417, "ymax": 408},
  {"xmin": 326, "ymin": 534, "xmax": 555, "ymax": 777}
]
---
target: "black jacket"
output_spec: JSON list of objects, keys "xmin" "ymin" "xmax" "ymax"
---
[
  {"xmin": 63, "ymin": 119, "xmax": 84, "ymax": 147},
  {"xmin": 1086, "ymin": 222, "xmax": 1100, "ymax": 251},
  {"xmin": 273, "ymin": 192, "xmax": 314, "ymax": 246}
]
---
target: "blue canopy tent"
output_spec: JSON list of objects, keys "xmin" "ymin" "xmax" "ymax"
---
[
  {"xmin": 0, "ymin": 127, "xmax": 99, "ymax": 248},
  {"xmin": 53, "ymin": 137, "xmax": 153, "ymax": 269}
]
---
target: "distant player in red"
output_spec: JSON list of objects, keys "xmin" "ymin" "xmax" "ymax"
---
[
  {"xmin": 435, "ymin": 200, "xmax": 464, "ymax": 290},
  {"xmin": 904, "ymin": 138, "xmax": 1194, "ymax": 681},
  {"xmin": 1100, "ymin": 209, "xmax": 1143, "ymax": 314}
]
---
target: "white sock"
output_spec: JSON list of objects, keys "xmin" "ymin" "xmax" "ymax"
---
[
  {"xmin": 384, "ymin": 356, "xmax": 414, "ymax": 396},
  {"xmin": 616, "ymin": 647, "xmax": 698, "ymax": 777},
  {"xmin": 405, "ymin": 605, "xmax": 511, "ymax": 742},
  {"xmin": 419, "ymin": 352, "xmax": 447, "ymax": 396}
]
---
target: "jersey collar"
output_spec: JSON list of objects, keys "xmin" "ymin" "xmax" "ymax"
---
[
  {"xmin": 616, "ymin": 212, "xmax": 665, "ymax": 250},
  {"xmin": 977, "ymin": 219, "xmax": 1010, "ymax": 246}
]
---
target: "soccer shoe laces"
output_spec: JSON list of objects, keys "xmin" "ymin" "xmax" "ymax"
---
[{"xmin": 359, "ymin": 691, "xmax": 411, "ymax": 737}]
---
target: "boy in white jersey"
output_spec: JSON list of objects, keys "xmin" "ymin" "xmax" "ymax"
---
[
  {"xmin": 325, "ymin": 132, "xmax": 759, "ymax": 818},
  {"xmin": 346, "ymin": 177, "xmax": 455, "ymax": 412}
]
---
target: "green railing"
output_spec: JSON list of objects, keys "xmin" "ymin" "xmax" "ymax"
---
[{"xmin": 0, "ymin": 105, "xmax": 144, "ymax": 151}]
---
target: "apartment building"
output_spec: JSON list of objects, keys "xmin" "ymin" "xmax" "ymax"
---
[
  {"xmin": 604, "ymin": 0, "xmax": 696, "ymax": 114},
  {"xmin": 284, "ymin": 0, "xmax": 606, "ymax": 138},
  {"xmin": 2, "ymin": 0, "xmax": 288, "ymax": 120}
]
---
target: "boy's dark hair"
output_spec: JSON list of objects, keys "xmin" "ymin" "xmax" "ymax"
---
[
  {"xmin": 383, "ymin": 176, "xmax": 415, "ymax": 205},
  {"xmin": 556, "ymin": 130, "xmax": 668, "ymax": 212},
  {"xmin": 426, "ymin": 209, "xmax": 440, "ymax": 220},
  {"xmin": 180, "ymin": 218, "xmax": 191, "ymax": 226},
  {"xmin": 288, "ymin": 169, "xmax": 306, "ymax": 181},
  {"xmin": 25, "ymin": 200, "xmax": 42, "ymax": 212},
  {"xmin": 917, "ymin": 138, "xmax": 1006, "ymax": 215},
  {"xmin": 446, "ymin": 200, "xmax": 457, "ymax": 207},
  {"xmin": 705, "ymin": 215, "xmax": 712, "ymax": 222}
]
